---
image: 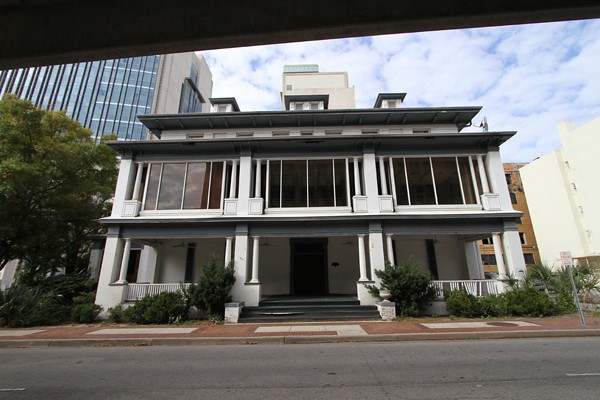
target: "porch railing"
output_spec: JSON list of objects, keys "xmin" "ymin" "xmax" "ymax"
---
[
  {"xmin": 430, "ymin": 280, "xmax": 502, "ymax": 299},
  {"xmin": 125, "ymin": 283, "xmax": 191, "ymax": 301}
]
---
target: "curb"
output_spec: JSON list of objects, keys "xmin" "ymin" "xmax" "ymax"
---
[{"xmin": 1, "ymin": 329, "xmax": 599, "ymax": 348}]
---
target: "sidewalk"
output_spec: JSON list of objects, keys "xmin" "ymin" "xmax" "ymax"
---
[{"xmin": 1, "ymin": 315, "xmax": 599, "ymax": 348}]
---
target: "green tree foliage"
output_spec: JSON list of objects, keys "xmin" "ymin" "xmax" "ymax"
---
[
  {"xmin": 367, "ymin": 260, "xmax": 437, "ymax": 317},
  {"xmin": 0, "ymin": 94, "xmax": 117, "ymax": 279},
  {"xmin": 183, "ymin": 254, "xmax": 236, "ymax": 318}
]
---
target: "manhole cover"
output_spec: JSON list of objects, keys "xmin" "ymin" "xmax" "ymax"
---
[{"xmin": 486, "ymin": 322, "xmax": 518, "ymax": 327}]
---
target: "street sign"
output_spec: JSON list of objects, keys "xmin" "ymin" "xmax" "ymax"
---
[{"xmin": 560, "ymin": 251, "xmax": 573, "ymax": 266}]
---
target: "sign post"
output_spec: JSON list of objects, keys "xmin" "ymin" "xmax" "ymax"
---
[{"xmin": 561, "ymin": 251, "xmax": 585, "ymax": 326}]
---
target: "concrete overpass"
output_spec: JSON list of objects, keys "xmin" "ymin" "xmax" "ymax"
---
[{"xmin": 1, "ymin": 0, "xmax": 600, "ymax": 69}]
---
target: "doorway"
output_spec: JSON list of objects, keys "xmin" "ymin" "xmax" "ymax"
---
[{"xmin": 290, "ymin": 239, "xmax": 328, "ymax": 295}]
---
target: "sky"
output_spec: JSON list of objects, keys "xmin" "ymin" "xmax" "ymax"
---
[{"xmin": 203, "ymin": 19, "xmax": 600, "ymax": 163}]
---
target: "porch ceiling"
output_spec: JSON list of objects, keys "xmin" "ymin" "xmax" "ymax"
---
[{"xmin": 106, "ymin": 212, "xmax": 522, "ymax": 239}]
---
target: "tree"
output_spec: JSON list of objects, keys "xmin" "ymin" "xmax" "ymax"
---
[{"xmin": 0, "ymin": 94, "xmax": 117, "ymax": 280}]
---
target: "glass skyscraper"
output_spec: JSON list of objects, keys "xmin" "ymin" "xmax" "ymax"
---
[{"xmin": 0, "ymin": 53, "xmax": 212, "ymax": 142}]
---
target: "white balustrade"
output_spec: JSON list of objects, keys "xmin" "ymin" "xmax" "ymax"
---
[
  {"xmin": 430, "ymin": 280, "xmax": 500, "ymax": 299},
  {"xmin": 125, "ymin": 283, "xmax": 192, "ymax": 301}
]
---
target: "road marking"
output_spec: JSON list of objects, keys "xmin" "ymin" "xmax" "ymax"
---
[
  {"xmin": 421, "ymin": 321, "xmax": 539, "ymax": 329},
  {"xmin": 255, "ymin": 324, "xmax": 367, "ymax": 336},
  {"xmin": 87, "ymin": 328, "xmax": 198, "ymax": 335},
  {"xmin": 566, "ymin": 373, "xmax": 600, "ymax": 377},
  {"xmin": 0, "ymin": 388, "xmax": 26, "ymax": 392},
  {"xmin": 0, "ymin": 330, "xmax": 45, "ymax": 337}
]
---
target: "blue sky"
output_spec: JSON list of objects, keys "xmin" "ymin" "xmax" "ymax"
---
[{"xmin": 203, "ymin": 19, "xmax": 600, "ymax": 162}]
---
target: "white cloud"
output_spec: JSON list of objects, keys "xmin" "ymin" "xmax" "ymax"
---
[{"xmin": 204, "ymin": 19, "xmax": 600, "ymax": 162}]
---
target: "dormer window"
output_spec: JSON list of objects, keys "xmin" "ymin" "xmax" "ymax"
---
[
  {"xmin": 209, "ymin": 97, "xmax": 241, "ymax": 113},
  {"xmin": 284, "ymin": 94, "xmax": 329, "ymax": 110},
  {"xmin": 373, "ymin": 93, "xmax": 407, "ymax": 109}
]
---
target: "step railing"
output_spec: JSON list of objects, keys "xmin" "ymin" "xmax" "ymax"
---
[
  {"xmin": 430, "ymin": 280, "xmax": 502, "ymax": 299},
  {"xmin": 125, "ymin": 283, "xmax": 191, "ymax": 301}
]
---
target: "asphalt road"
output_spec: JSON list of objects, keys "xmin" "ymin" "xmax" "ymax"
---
[{"xmin": 1, "ymin": 338, "xmax": 599, "ymax": 399}]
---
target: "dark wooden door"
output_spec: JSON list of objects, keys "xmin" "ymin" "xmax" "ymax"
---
[{"xmin": 291, "ymin": 239, "xmax": 328, "ymax": 295}]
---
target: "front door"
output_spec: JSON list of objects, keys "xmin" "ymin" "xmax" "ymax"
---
[{"xmin": 291, "ymin": 239, "xmax": 328, "ymax": 295}]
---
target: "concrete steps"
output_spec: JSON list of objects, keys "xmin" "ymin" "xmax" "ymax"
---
[{"xmin": 239, "ymin": 296, "xmax": 382, "ymax": 323}]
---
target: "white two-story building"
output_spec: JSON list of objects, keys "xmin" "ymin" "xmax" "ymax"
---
[{"xmin": 95, "ymin": 92, "xmax": 526, "ymax": 314}]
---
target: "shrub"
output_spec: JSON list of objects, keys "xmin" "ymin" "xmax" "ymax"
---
[
  {"xmin": 0, "ymin": 286, "xmax": 67, "ymax": 327},
  {"xmin": 184, "ymin": 255, "xmax": 236, "ymax": 318},
  {"xmin": 367, "ymin": 261, "xmax": 436, "ymax": 317},
  {"xmin": 445, "ymin": 290, "xmax": 481, "ymax": 317},
  {"xmin": 503, "ymin": 285, "xmax": 559, "ymax": 317},
  {"xmin": 71, "ymin": 303, "xmax": 103, "ymax": 323},
  {"xmin": 107, "ymin": 304, "xmax": 126, "ymax": 323},
  {"xmin": 479, "ymin": 294, "xmax": 509, "ymax": 317},
  {"xmin": 124, "ymin": 291, "xmax": 187, "ymax": 324}
]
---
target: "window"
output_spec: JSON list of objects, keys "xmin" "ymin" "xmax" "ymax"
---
[
  {"xmin": 391, "ymin": 156, "xmax": 479, "ymax": 206},
  {"xmin": 481, "ymin": 254, "xmax": 497, "ymax": 265},
  {"xmin": 505, "ymin": 173, "xmax": 512, "ymax": 185},
  {"xmin": 217, "ymin": 104, "xmax": 227, "ymax": 112},
  {"xmin": 387, "ymin": 100, "xmax": 397, "ymax": 108},
  {"xmin": 510, "ymin": 192, "xmax": 518, "ymax": 204},
  {"xmin": 481, "ymin": 238, "xmax": 492, "ymax": 245},
  {"xmin": 286, "ymin": 84, "xmax": 293, "ymax": 90},
  {"xmin": 267, "ymin": 159, "xmax": 348, "ymax": 208},
  {"xmin": 519, "ymin": 232, "xmax": 526, "ymax": 245},
  {"xmin": 293, "ymin": 102, "xmax": 305, "ymax": 111},
  {"xmin": 523, "ymin": 253, "xmax": 535, "ymax": 264},
  {"xmin": 143, "ymin": 162, "xmax": 224, "ymax": 210}
]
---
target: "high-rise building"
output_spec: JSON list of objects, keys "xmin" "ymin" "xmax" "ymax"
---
[
  {"xmin": 521, "ymin": 117, "xmax": 600, "ymax": 268},
  {"xmin": 0, "ymin": 52, "xmax": 213, "ymax": 142},
  {"xmin": 281, "ymin": 64, "xmax": 356, "ymax": 110}
]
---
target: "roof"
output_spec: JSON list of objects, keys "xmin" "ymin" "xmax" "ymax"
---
[
  {"xmin": 137, "ymin": 106, "xmax": 483, "ymax": 136},
  {"xmin": 107, "ymin": 131, "xmax": 516, "ymax": 158}
]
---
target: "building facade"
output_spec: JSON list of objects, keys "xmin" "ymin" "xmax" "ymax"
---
[
  {"xmin": 94, "ymin": 89, "xmax": 525, "ymax": 314},
  {"xmin": 0, "ymin": 52, "xmax": 213, "ymax": 142},
  {"xmin": 520, "ymin": 118, "xmax": 600, "ymax": 268},
  {"xmin": 479, "ymin": 163, "xmax": 541, "ymax": 276}
]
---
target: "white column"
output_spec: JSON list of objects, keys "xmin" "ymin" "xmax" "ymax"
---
[
  {"xmin": 112, "ymin": 157, "xmax": 136, "ymax": 218},
  {"xmin": 229, "ymin": 160, "xmax": 238, "ymax": 198},
  {"xmin": 385, "ymin": 234, "xmax": 395, "ymax": 265},
  {"xmin": 116, "ymin": 239, "xmax": 132, "ymax": 284},
  {"xmin": 362, "ymin": 151, "xmax": 380, "ymax": 213},
  {"xmin": 237, "ymin": 154, "xmax": 252, "ymax": 215},
  {"xmin": 378, "ymin": 157, "xmax": 388, "ymax": 195},
  {"xmin": 224, "ymin": 237, "xmax": 233, "ymax": 266},
  {"xmin": 131, "ymin": 163, "xmax": 144, "ymax": 200},
  {"xmin": 353, "ymin": 157, "xmax": 362, "ymax": 196},
  {"xmin": 250, "ymin": 236, "xmax": 260, "ymax": 283},
  {"xmin": 254, "ymin": 160, "xmax": 262, "ymax": 198},
  {"xmin": 358, "ymin": 235, "xmax": 368, "ymax": 281},
  {"xmin": 502, "ymin": 231, "xmax": 527, "ymax": 278},
  {"xmin": 492, "ymin": 233, "xmax": 508, "ymax": 277},
  {"xmin": 477, "ymin": 155, "xmax": 491, "ymax": 193}
]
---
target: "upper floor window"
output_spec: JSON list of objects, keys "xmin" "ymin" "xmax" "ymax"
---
[
  {"xmin": 143, "ymin": 162, "xmax": 224, "ymax": 210},
  {"xmin": 391, "ymin": 156, "xmax": 479, "ymax": 206},
  {"xmin": 267, "ymin": 159, "xmax": 349, "ymax": 208}
]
